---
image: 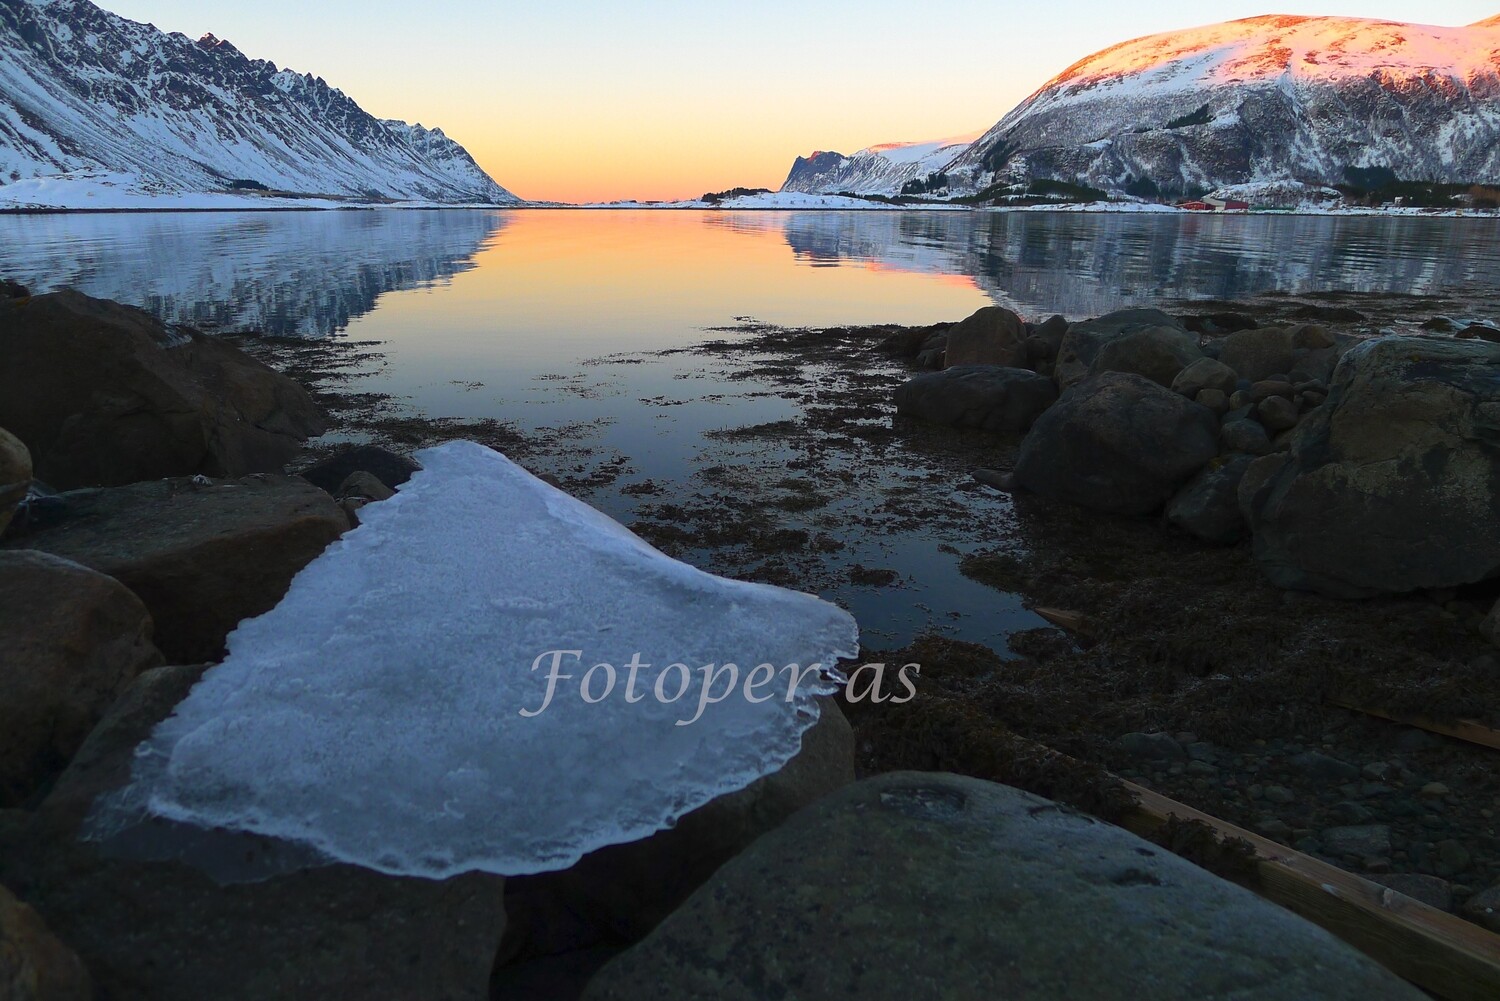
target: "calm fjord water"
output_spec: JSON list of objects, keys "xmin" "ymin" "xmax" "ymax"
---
[{"xmin": 4, "ymin": 208, "xmax": 1498, "ymax": 648}]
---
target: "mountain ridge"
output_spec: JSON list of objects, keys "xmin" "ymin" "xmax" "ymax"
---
[
  {"xmin": 0, "ymin": 0, "xmax": 519, "ymax": 205},
  {"xmin": 945, "ymin": 13, "xmax": 1500, "ymax": 197}
]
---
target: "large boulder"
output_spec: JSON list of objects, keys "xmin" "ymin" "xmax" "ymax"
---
[
  {"xmin": 3, "ymin": 475, "xmax": 347, "ymax": 662},
  {"xmin": 1217, "ymin": 326, "xmax": 1297, "ymax": 382},
  {"xmin": 1014, "ymin": 372, "xmax": 1219, "ymax": 515},
  {"xmin": 0, "ymin": 882, "xmax": 91, "ymax": 1001},
  {"xmin": 1089, "ymin": 325, "xmax": 1202, "ymax": 387},
  {"xmin": 582, "ymin": 772, "xmax": 1423, "ymax": 1001},
  {"xmin": 2, "ymin": 664, "xmax": 507, "ymax": 1001},
  {"xmin": 0, "ymin": 551, "xmax": 162, "ymax": 807},
  {"xmin": 0, "ymin": 289, "xmax": 325, "ymax": 490},
  {"xmin": 893, "ymin": 366, "xmax": 1058, "ymax": 433},
  {"xmin": 942, "ymin": 307, "xmax": 1028, "ymax": 369},
  {"xmin": 0, "ymin": 426, "xmax": 30, "ymax": 537},
  {"xmin": 496, "ymin": 704, "xmax": 854, "ymax": 972},
  {"xmin": 1055, "ymin": 308, "xmax": 1185, "ymax": 389},
  {"xmin": 1166, "ymin": 454, "xmax": 1255, "ymax": 545},
  {"xmin": 1245, "ymin": 336, "xmax": 1500, "ymax": 597}
]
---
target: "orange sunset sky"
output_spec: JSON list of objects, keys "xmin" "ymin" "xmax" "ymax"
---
[{"xmin": 102, "ymin": 1, "xmax": 1500, "ymax": 203}]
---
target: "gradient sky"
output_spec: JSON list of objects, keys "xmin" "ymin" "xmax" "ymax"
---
[{"xmin": 102, "ymin": 1, "xmax": 1499, "ymax": 202}]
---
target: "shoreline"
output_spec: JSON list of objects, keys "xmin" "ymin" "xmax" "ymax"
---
[
  {"xmin": 3, "ymin": 201, "xmax": 1497, "ymax": 218},
  {"xmin": 228, "ymin": 289, "xmax": 1500, "ymax": 936}
]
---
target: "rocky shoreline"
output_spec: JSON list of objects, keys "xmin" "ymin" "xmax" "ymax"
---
[{"xmin": 2, "ymin": 279, "xmax": 1498, "ymax": 998}]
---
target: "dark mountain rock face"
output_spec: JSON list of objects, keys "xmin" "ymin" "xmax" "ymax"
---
[
  {"xmin": 0, "ymin": 0, "xmax": 518, "ymax": 203},
  {"xmin": 781, "ymin": 151, "xmax": 849, "ymax": 191}
]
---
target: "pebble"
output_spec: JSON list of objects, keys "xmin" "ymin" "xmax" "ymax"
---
[
  {"xmin": 1361, "ymin": 761, "xmax": 1392, "ymax": 782},
  {"xmin": 1373, "ymin": 873, "xmax": 1453, "ymax": 911},
  {"xmin": 1263, "ymin": 785, "xmax": 1296, "ymax": 804},
  {"xmin": 1321, "ymin": 825, "xmax": 1392, "ymax": 858},
  {"xmin": 1436, "ymin": 840, "xmax": 1472, "ymax": 877},
  {"xmin": 1462, "ymin": 886, "xmax": 1500, "ymax": 932},
  {"xmin": 1117, "ymin": 732, "xmax": 1185, "ymax": 761},
  {"xmin": 1289, "ymin": 750, "xmax": 1358, "ymax": 782},
  {"xmin": 1421, "ymin": 782, "xmax": 1450, "ymax": 798}
]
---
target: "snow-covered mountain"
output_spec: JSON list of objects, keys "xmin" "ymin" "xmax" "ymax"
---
[
  {"xmin": 945, "ymin": 15, "xmax": 1500, "ymax": 197},
  {"xmin": 780, "ymin": 133, "xmax": 979, "ymax": 196},
  {"xmin": 0, "ymin": 0, "xmax": 519, "ymax": 205}
]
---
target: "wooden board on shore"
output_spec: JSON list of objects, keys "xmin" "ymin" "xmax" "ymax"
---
[
  {"xmin": 1328, "ymin": 695, "xmax": 1500, "ymax": 752},
  {"xmin": 1121, "ymin": 780, "xmax": 1500, "ymax": 1001}
]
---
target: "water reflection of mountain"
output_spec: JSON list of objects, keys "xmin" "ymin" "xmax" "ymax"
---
[
  {"xmin": 0, "ymin": 209, "xmax": 508, "ymax": 336},
  {"xmin": 775, "ymin": 211, "xmax": 1500, "ymax": 318}
]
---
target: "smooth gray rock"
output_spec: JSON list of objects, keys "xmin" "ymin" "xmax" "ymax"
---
[
  {"xmin": 894, "ymin": 365, "xmax": 1058, "ymax": 433},
  {"xmin": 942, "ymin": 307, "xmax": 1028, "ymax": 369},
  {"xmin": 1167, "ymin": 454, "xmax": 1255, "ymax": 545},
  {"xmin": 1246, "ymin": 336, "xmax": 1500, "ymax": 597},
  {"xmin": 1014, "ymin": 373, "xmax": 1218, "ymax": 515},
  {"xmin": 583, "ymin": 773, "xmax": 1424, "ymax": 1001}
]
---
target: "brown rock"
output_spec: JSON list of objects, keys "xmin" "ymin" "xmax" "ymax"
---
[
  {"xmin": 1257, "ymin": 395, "xmax": 1300, "ymax": 433},
  {"xmin": 336, "ymin": 471, "xmax": 395, "ymax": 502},
  {"xmin": 0, "ymin": 289, "xmax": 325, "ymax": 489},
  {"xmin": 942, "ymin": 307, "xmax": 1028, "ymax": 369},
  {"xmin": 0, "ymin": 882, "xmax": 91, "ymax": 1001},
  {"xmin": 0, "ymin": 426, "xmax": 30, "ymax": 537},
  {"xmin": 0, "ymin": 551, "xmax": 162, "ymax": 807},
  {"xmin": 3, "ymin": 475, "xmax": 346, "ymax": 663}
]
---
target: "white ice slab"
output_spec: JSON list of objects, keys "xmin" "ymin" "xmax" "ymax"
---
[{"xmin": 92, "ymin": 441, "xmax": 858, "ymax": 877}]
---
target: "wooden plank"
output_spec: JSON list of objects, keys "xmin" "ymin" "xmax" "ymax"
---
[
  {"xmin": 1121, "ymin": 780, "xmax": 1500, "ymax": 1001},
  {"xmin": 1328, "ymin": 695, "xmax": 1500, "ymax": 752},
  {"xmin": 1033, "ymin": 607, "xmax": 1090, "ymax": 633}
]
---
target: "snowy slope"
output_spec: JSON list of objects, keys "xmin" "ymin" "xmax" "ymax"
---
[
  {"xmin": 780, "ymin": 132, "xmax": 980, "ymax": 195},
  {"xmin": 945, "ymin": 14, "xmax": 1500, "ymax": 196},
  {"xmin": 0, "ymin": 0, "xmax": 519, "ymax": 205}
]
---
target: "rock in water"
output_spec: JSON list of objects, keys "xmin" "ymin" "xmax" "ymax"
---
[
  {"xmin": 1245, "ymin": 337, "xmax": 1500, "ymax": 596},
  {"xmin": 893, "ymin": 366, "xmax": 1057, "ymax": 433},
  {"xmin": 5, "ymin": 474, "xmax": 348, "ymax": 664},
  {"xmin": 941, "ymin": 307, "xmax": 1028, "ymax": 369},
  {"xmin": 582, "ymin": 773, "xmax": 1423, "ymax": 1001},
  {"xmin": 0, "ymin": 551, "xmax": 163, "ymax": 807},
  {"xmin": 88, "ymin": 441, "xmax": 859, "ymax": 879},
  {"xmin": 1013, "ymin": 372, "xmax": 1218, "ymax": 515},
  {"xmin": 0, "ymin": 289, "xmax": 325, "ymax": 489}
]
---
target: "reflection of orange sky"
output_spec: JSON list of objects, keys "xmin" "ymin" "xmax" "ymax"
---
[{"xmin": 347, "ymin": 210, "xmax": 991, "ymax": 360}]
